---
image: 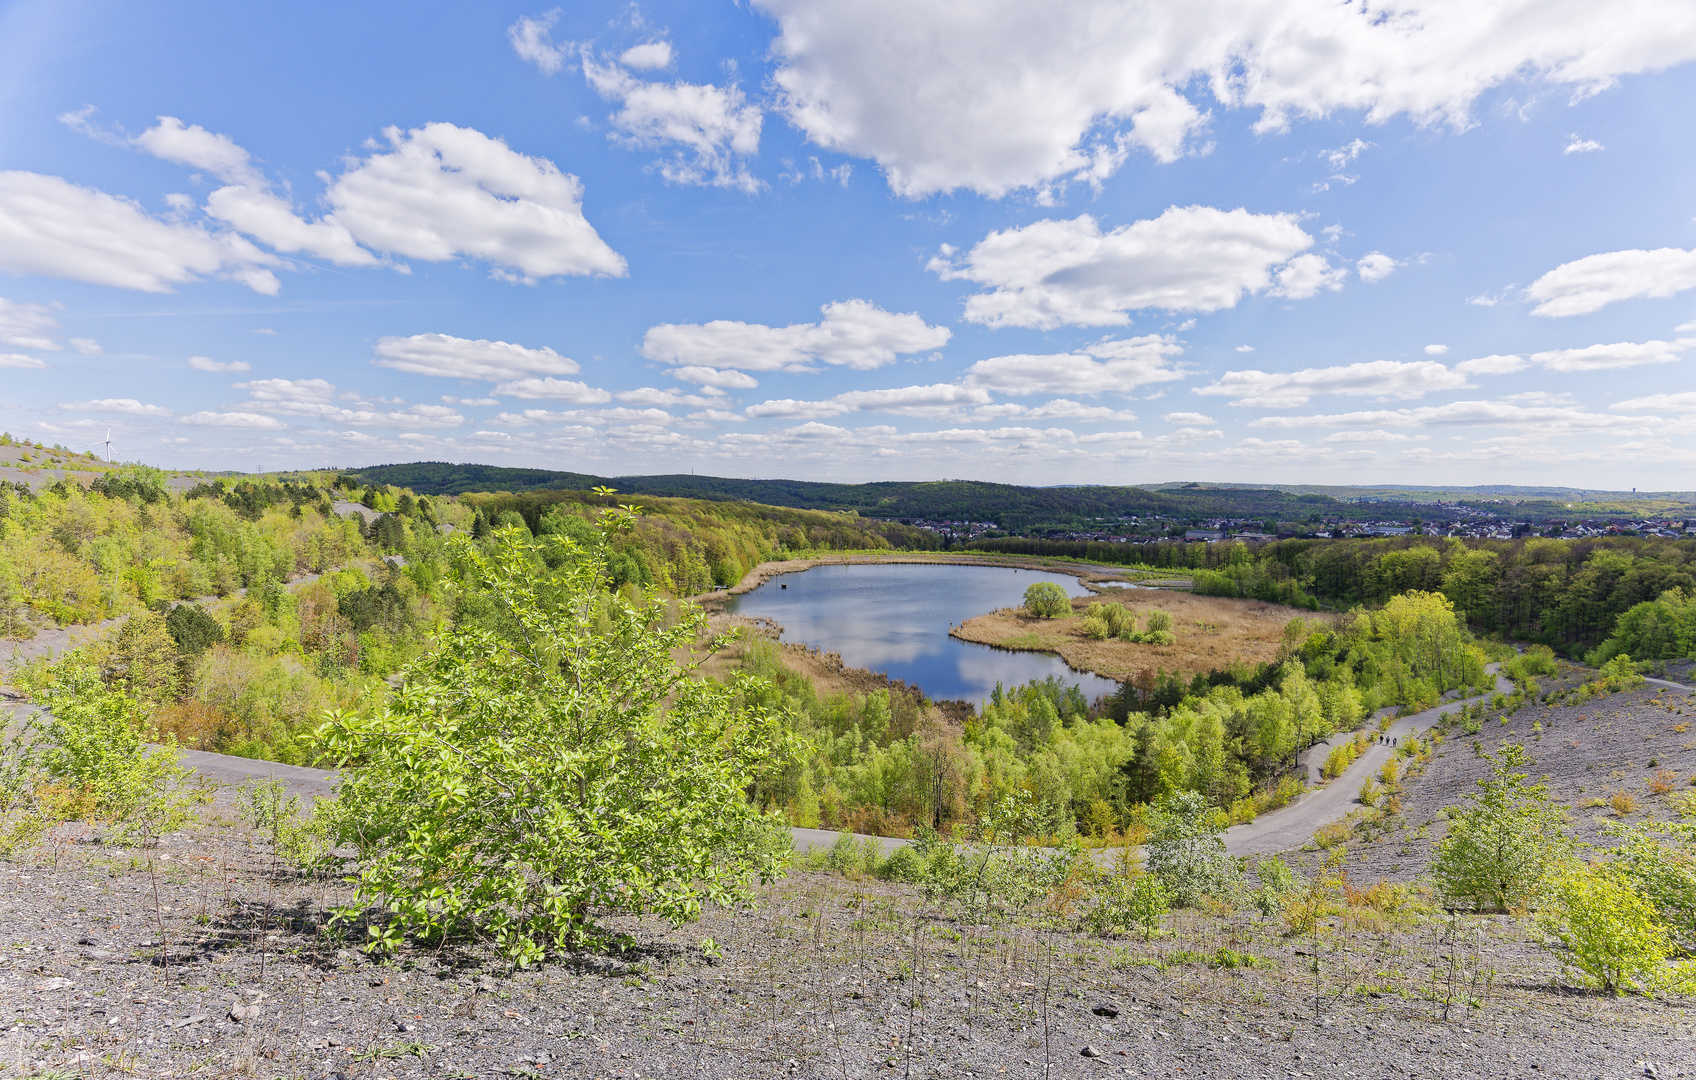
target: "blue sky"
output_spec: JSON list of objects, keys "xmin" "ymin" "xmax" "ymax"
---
[{"xmin": 2, "ymin": 0, "xmax": 1695, "ymax": 488}]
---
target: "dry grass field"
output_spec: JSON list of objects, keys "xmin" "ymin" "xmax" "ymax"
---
[{"xmin": 951, "ymin": 590, "xmax": 1305, "ymax": 680}]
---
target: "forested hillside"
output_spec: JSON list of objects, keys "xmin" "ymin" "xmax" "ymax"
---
[
  {"xmin": 456, "ymin": 487, "xmax": 939, "ymax": 593},
  {"xmin": 352, "ymin": 461, "xmax": 1696, "ymax": 530},
  {"xmin": 352, "ymin": 462, "xmax": 1372, "ymax": 530}
]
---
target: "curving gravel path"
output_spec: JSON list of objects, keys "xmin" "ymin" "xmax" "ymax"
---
[{"xmin": 1224, "ymin": 667, "xmax": 1515, "ymax": 857}]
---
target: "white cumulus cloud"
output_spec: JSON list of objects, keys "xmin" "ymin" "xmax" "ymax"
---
[
  {"xmin": 1528, "ymin": 338, "xmax": 1693, "ymax": 371},
  {"xmin": 929, "ymin": 207, "xmax": 1317, "ymax": 329},
  {"xmin": 373, "ymin": 332, "xmax": 581, "ymax": 381},
  {"xmin": 746, "ymin": 383, "xmax": 991, "ymax": 420},
  {"xmin": 1268, "ymin": 253, "xmax": 1347, "ymax": 299},
  {"xmin": 1526, "ymin": 247, "xmax": 1696, "ymax": 317},
  {"xmin": 642, "ymin": 299, "xmax": 949, "ymax": 372},
  {"xmin": 0, "ymin": 353, "xmax": 47, "ymax": 369},
  {"xmin": 1357, "ymin": 252, "xmax": 1398, "ymax": 283},
  {"xmin": 0, "ymin": 171, "xmax": 281, "ymax": 293},
  {"xmin": 179, "ymin": 410, "xmax": 287, "ymax": 430},
  {"xmin": 133, "ymin": 117, "xmax": 376, "ymax": 267},
  {"xmin": 1196, "ymin": 359, "xmax": 1470, "ymax": 407},
  {"xmin": 669, "ymin": 365, "xmax": 761, "ymax": 389},
  {"xmin": 580, "ymin": 48, "xmax": 763, "ymax": 192},
  {"xmin": 326, "ymin": 123, "xmax": 627, "ymax": 282},
  {"xmin": 60, "ymin": 398, "xmax": 172, "ymax": 417},
  {"xmin": 620, "ymin": 41, "xmax": 675, "ymax": 70},
  {"xmin": 188, "ymin": 356, "xmax": 252, "ymax": 373},
  {"xmin": 508, "ymin": 10, "xmax": 568, "ymax": 75},
  {"xmin": 491, "ymin": 377, "xmax": 614, "ymax": 404},
  {"xmin": 1250, "ymin": 399, "xmax": 1655, "ymax": 434},
  {"xmin": 1564, "ymin": 134, "xmax": 1604, "ymax": 154},
  {"xmin": 1424, "ymin": 344, "xmax": 1449, "ymax": 355},
  {"xmin": 233, "ymin": 377, "xmax": 467, "ymax": 427},
  {"xmin": 757, "ymin": 0, "xmax": 1696, "ymax": 198},
  {"xmin": 1454, "ymin": 353, "xmax": 1526, "ymax": 375},
  {"xmin": 962, "ymin": 336, "xmax": 1186, "ymax": 396},
  {"xmin": 1615, "ymin": 391, "xmax": 1696, "ymax": 411}
]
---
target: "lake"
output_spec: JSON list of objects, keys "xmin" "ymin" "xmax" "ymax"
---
[{"xmin": 725, "ymin": 563, "xmax": 1123, "ymax": 706}]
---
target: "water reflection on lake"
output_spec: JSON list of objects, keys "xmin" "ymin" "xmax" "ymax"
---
[{"xmin": 724, "ymin": 563, "xmax": 1123, "ymax": 706}]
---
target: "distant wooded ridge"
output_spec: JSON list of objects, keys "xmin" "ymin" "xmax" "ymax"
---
[{"xmin": 347, "ymin": 461, "xmax": 1695, "ymax": 531}]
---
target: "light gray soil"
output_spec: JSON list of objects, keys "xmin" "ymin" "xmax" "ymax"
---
[
  {"xmin": 3, "ymin": 829, "xmax": 1694, "ymax": 1080},
  {"xmin": 1329, "ymin": 678, "xmax": 1696, "ymax": 885}
]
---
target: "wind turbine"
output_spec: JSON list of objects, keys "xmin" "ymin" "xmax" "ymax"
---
[{"xmin": 87, "ymin": 427, "xmax": 116, "ymax": 461}]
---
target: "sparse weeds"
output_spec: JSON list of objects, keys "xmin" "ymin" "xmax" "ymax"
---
[{"xmin": 352, "ymin": 1042, "xmax": 437, "ymax": 1063}]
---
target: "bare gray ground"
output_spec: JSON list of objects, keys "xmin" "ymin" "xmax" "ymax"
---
[
  {"xmin": 1322, "ymin": 679, "xmax": 1696, "ymax": 885},
  {"xmin": 2, "ymin": 829, "xmax": 1693, "ymax": 1080}
]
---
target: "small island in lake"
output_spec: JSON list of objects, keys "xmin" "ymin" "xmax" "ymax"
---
[{"xmin": 950, "ymin": 589, "xmax": 1303, "ymax": 680}]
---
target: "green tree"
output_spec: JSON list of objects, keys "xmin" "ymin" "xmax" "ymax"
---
[
  {"xmin": 1537, "ymin": 861, "xmax": 1671, "ymax": 994},
  {"xmin": 316, "ymin": 527, "xmax": 794, "ymax": 964},
  {"xmin": 1144, "ymin": 789, "xmax": 1237, "ymax": 906},
  {"xmin": 164, "ymin": 603, "xmax": 225, "ymax": 656},
  {"xmin": 1434, "ymin": 743, "xmax": 1571, "ymax": 912},
  {"xmin": 1022, "ymin": 581, "xmax": 1070, "ymax": 619}
]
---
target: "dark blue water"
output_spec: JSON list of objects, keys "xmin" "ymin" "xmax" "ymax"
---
[{"xmin": 725, "ymin": 563, "xmax": 1123, "ymax": 706}]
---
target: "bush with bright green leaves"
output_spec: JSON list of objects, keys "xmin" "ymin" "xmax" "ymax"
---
[
  {"xmin": 1087, "ymin": 871, "xmax": 1170, "ymax": 939},
  {"xmin": 1433, "ymin": 743, "xmax": 1571, "ymax": 913},
  {"xmin": 1022, "ymin": 581, "xmax": 1071, "ymax": 619},
  {"xmin": 1602, "ymin": 821, "xmax": 1696, "ymax": 957},
  {"xmin": 7, "ymin": 656, "xmax": 199, "ymax": 847},
  {"xmin": 1248, "ymin": 856, "xmax": 1298, "ymax": 917},
  {"xmin": 913, "ymin": 793, "xmax": 1087, "ymax": 924},
  {"xmin": 316, "ymin": 525, "xmax": 795, "ymax": 965},
  {"xmin": 1144, "ymin": 789, "xmax": 1238, "ymax": 906},
  {"xmin": 1537, "ymin": 860, "xmax": 1672, "ymax": 994}
]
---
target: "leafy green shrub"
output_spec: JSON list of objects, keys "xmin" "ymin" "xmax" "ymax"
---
[
  {"xmin": 1321, "ymin": 734, "xmax": 1367, "ymax": 780},
  {"xmin": 318, "ymin": 528, "xmax": 793, "ymax": 964},
  {"xmin": 1087, "ymin": 873, "xmax": 1170, "ymax": 939},
  {"xmin": 1537, "ymin": 861, "xmax": 1671, "ymax": 994},
  {"xmin": 1099, "ymin": 603, "xmax": 1133, "ymax": 637},
  {"xmin": 1081, "ymin": 615, "xmax": 1111, "ymax": 640},
  {"xmin": 915, "ymin": 795, "xmax": 1083, "ymax": 923},
  {"xmin": 1604, "ymin": 824, "xmax": 1696, "ymax": 956},
  {"xmin": 1022, "ymin": 581, "xmax": 1070, "ymax": 619},
  {"xmin": 1248, "ymin": 856, "xmax": 1297, "ymax": 917},
  {"xmin": 1520, "ymin": 644, "xmax": 1558, "ymax": 677},
  {"xmin": 1145, "ymin": 790, "xmax": 1238, "ymax": 907},
  {"xmin": 1144, "ymin": 610, "xmax": 1173, "ymax": 633},
  {"xmin": 17, "ymin": 655, "xmax": 198, "ymax": 845},
  {"xmin": 1142, "ymin": 629, "xmax": 1177, "ymax": 646},
  {"xmin": 876, "ymin": 842, "xmax": 926, "ymax": 882},
  {"xmin": 1434, "ymin": 743, "xmax": 1571, "ymax": 912},
  {"xmin": 238, "ymin": 778, "xmax": 331, "ymax": 870}
]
